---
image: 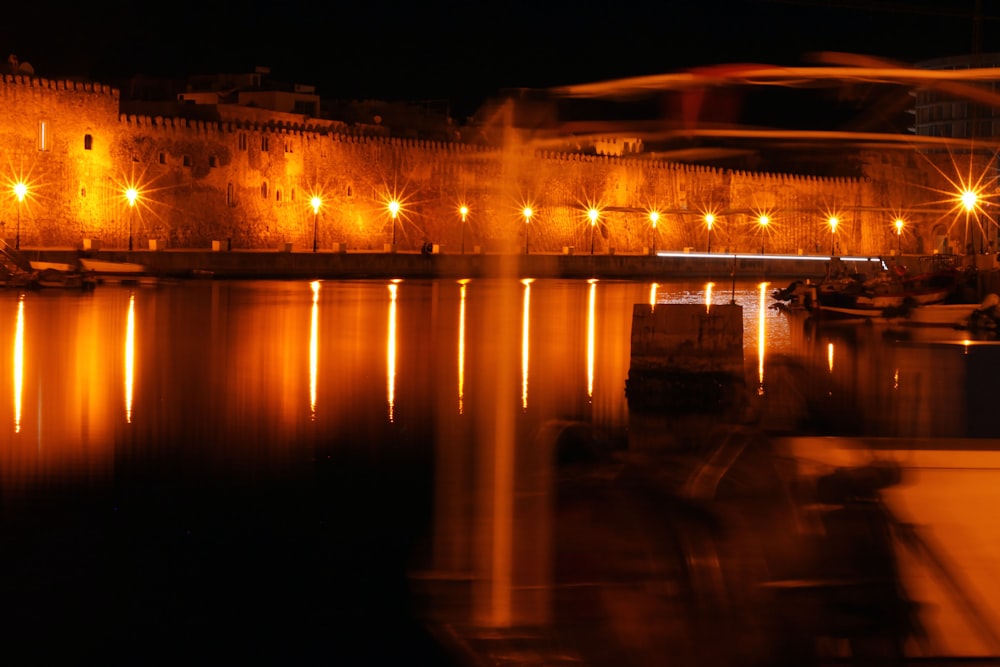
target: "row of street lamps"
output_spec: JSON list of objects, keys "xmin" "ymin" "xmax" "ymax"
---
[{"xmin": 3, "ymin": 183, "xmax": 921, "ymax": 256}]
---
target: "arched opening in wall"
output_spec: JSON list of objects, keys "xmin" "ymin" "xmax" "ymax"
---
[
  {"xmin": 931, "ymin": 223, "xmax": 948, "ymax": 254},
  {"xmin": 227, "ymin": 183, "xmax": 236, "ymax": 207},
  {"xmin": 347, "ymin": 185, "xmax": 354, "ymax": 198},
  {"xmin": 84, "ymin": 134, "xmax": 93, "ymax": 150},
  {"xmin": 276, "ymin": 189, "xmax": 282, "ymax": 202},
  {"xmin": 290, "ymin": 188, "xmax": 295, "ymax": 202},
  {"xmin": 80, "ymin": 184, "xmax": 86, "ymax": 198},
  {"xmin": 261, "ymin": 182, "xmax": 269, "ymax": 199}
]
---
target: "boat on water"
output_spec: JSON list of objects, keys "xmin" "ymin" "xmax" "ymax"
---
[
  {"xmin": 78, "ymin": 258, "xmax": 157, "ymax": 285},
  {"xmin": 78, "ymin": 258, "xmax": 146, "ymax": 274},
  {"xmin": 772, "ymin": 254, "xmax": 970, "ymax": 320},
  {"xmin": 0, "ymin": 261, "xmax": 97, "ymax": 291}
]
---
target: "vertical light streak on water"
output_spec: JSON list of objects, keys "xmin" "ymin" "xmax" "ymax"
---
[
  {"xmin": 894, "ymin": 368, "xmax": 899, "ymax": 390},
  {"xmin": 125, "ymin": 293, "xmax": 135, "ymax": 424},
  {"xmin": 387, "ymin": 281, "xmax": 399, "ymax": 423},
  {"xmin": 14, "ymin": 295, "xmax": 23, "ymax": 434},
  {"xmin": 310, "ymin": 280, "xmax": 319, "ymax": 421},
  {"xmin": 757, "ymin": 282, "xmax": 767, "ymax": 395},
  {"xmin": 705, "ymin": 281, "xmax": 715, "ymax": 312},
  {"xmin": 587, "ymin": 279, "xmax": 597, "ymax": 399},
  {"xmin": 458, "ymin": 280, "xmax": 468, "ymax": 415},
  {"xmin": 827, "ymin": 342, "xmax": 835, "ymax": 374},
  {"xmin": 521, "ymin": 279, "xmax": 533, "ymax": 411},
  {"xmin": 649, "ymin": 282, "xmax": 658, "ymax": 311}
]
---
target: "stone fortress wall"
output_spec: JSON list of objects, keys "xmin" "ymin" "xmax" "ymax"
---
[{"xmin": 0, "ymin": 74, "xmax": 949, "ymax": 256}]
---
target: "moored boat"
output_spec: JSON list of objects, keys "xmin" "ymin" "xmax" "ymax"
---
[
  {"xmin": 79, "ymin": 258, "xmax": 147, "ymax": 274},
  {"xmin": 30, "ymin": 261, "xmax": 76, "ymax": 273},
  {"xmin": 79, "ymin": 258, "xmax": 156, "ymax": 285},
  {"xmin": 772, "ymin": 254, "xmax": 968, "ymax": 319}
]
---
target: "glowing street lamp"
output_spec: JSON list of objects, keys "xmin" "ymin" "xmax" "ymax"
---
[
  {"xmin": 758, "ymin": 215, "xmax": 769, "ymax": 255},
  {"xmin": 962, "ymin": 189, "xmax": 977, "ymax": 212},
  {"xmin": 459, "ymin": 205, "xmax": 469, "ymax": 254},
  {"xmin": 311, "ymin": 196, "xmax": 322, "ymax": 252},
  {"xmin": 588, "ymin": 208, "xmax": 599, "ymax": 255},
  {"xmin": 12, "ymin": 181, "xmax": 27, "ymax": 250},
  {"xmin": 649, "ymin": 211, "xmax": 659, "ymax": 254},
  {"xmin": 895, "ymin": 218, "xmax": 904, "ymax": 256},
  {"xmin": 125, "ymin": 186, "xmax": 139, "ymax": 251},
  {"xmin": 828, "ymin": 216, "xmax": 838, "ymax": 256},
  {"xmin": 705, "ymin": 213, "xmax": 715, "ymax": 254},
  {"xmin": 388, "ymin": 199, "xmax": 400, "ymax": 249},
  {"xmin": 523, "ymin": 207, "xmax": 532, "ymax": 255}
]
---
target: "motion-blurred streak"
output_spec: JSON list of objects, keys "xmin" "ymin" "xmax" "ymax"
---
[{"xmin": 553, "ymin": 61, "xmax": 1000, "ymax": 99}]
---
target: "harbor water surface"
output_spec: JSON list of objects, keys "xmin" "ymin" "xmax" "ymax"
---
[{"xmin": 0, "ymin": 278, "xmax": 996, "ymax": 663}]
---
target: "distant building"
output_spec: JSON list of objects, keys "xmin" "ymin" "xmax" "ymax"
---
[
  {"xmin": 592, "ymin": 136, "xmax": 643, "ymax": 157},
  {"xmin": 910, "ymin": 53, "xmax": 1000, "ymax": 139}
]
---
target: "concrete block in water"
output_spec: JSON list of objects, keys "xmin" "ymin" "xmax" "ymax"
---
[{"xmin": 626, "ymin": 303, "xmax": 744, "ymax": 415}]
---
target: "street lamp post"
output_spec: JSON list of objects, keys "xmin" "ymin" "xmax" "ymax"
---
[
  {"xmin": 588, "ymin": 208, "xmax": 599, "ymax": 255},
  {"xmin": 895, "ymin": 218, "xmax": 904, "ymax": 256},
  {"xmin": 758, "ymin": 215, "xmax": 769, "ymax": 255},
  {"xmin": 311, "ymin": 196, "xmax": 322, "ymax": 252},
  {"xmin": 705, "ymin": 213, "xmax": 715, "ymax": 254},
  {"xmin": 523, "ymin": 207, "xmax": 532, "ymax": 255},
  {"xmin": 13, "ymin": 182, "xmax": 27, "ymax": 250},
  {"xmin": 125, "ymin": 187, "xmax": 138, "ymax": 251},
  {"xmin": 388, "ymin": 200, "xmax": 400, "ymax": 250},
  {"xmin": 460, "ymin": 205, "xmax": 469, "ymax": 255},
  {"xmin": 649, "ymin": 211, "xmax": 659, "ymax": 254},
  {"xmin": 828, "ymin": 216, "xmax": 838, "ymax": 256}
]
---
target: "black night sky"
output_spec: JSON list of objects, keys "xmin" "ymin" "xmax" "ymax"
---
[{"xmin": 4, "ymin": 0, "xmax": 998, "ymax": 117}]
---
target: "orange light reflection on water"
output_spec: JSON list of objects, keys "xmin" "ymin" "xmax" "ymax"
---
[
  {"xmin": 458, "ymin": 280, "xmax": 469, "ymax": 415},
  {"xmin": 521, "ymin": 279, "xmax": 533, "ymax": 411},
  {"xmin": 705, "ymin": 281, "xmax": 714, "ymax": 312},
  {"xmin": 827, "ymin": 342, "xmax": 834, "ymax": 374},
  {"xmin": 14, "ymin": 295, "xmax": 23, "ymax": 433},
  {"xmin": 757, "ymin": 282, "xmax": 767, "ymax": 394},
  {"xmin": 649, "ymin": 282, "xmax": 658, "ymax": 310},
  {"xmin": 125, "ymin": 294, "xmax": 135, "ymax": 424},
  {"xmin": 387, "ymin": 281, "xmax": 399, "ymax": 423},
  {"xmin": 310, "ymin": 281, "xmax": 319, "ymax": 420},
  {"xmin": 587, "ymin": 279, "xmax": 597, "ymax": 399}
]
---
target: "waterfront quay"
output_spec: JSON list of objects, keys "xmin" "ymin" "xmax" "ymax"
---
[{"xmin": 23, "ymin": 245, "xmax": 998, "ymax": 283}]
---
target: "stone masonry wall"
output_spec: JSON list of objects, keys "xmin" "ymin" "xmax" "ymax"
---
[{"xmin": 0, "ymin": 74, "xmax": 943, "ymax": 256}]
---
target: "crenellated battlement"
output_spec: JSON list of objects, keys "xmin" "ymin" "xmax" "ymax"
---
[{"xmin": 1, "ymin": 73, "xmax": 118, "ymax": 98}]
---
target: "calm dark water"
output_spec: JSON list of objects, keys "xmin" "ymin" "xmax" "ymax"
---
[{"xmin": 0, "ymin": 278, "xmax": 994, "ymax": 663}]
